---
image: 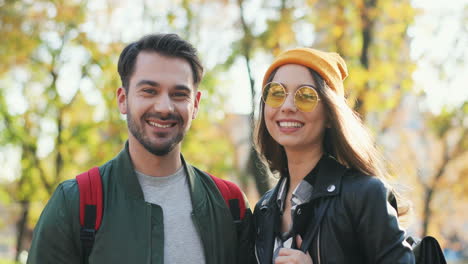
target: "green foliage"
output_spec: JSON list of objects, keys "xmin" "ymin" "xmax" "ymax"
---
[
  {"xmin": 0, "ymin": 185, "xmax": 12, "ymax": 204},
  {"xmin": 0, "ymin": 259, "xmax": 18, "ymax": 264},
  {"xmin": 306, "ymin": 0, "xmax": 417, "ymax": 119},
  {"xmin": 0, "ymin": 0, "xmax": 128, "ymax": 252},
  {"xmin": 429, "ymin": 102, "xmax": 468, "ymax": 138},
  {"xmin": 182, "ymin": 113, "xmax": 235, "ymax": 179}
]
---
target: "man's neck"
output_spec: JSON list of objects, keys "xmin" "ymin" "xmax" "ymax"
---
[{"xmin": 128, "ymin": 138, "xmax": 182, "ymax": 177}]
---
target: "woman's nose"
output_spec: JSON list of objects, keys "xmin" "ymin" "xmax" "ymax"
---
[{"xmin": 280, "ymin": 93, "xmax": 297, "ymax": 113}]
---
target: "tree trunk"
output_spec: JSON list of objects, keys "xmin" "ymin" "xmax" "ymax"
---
[
  {"xmin": 237, "ymin": 0, "xmax": 271, "ymax": 196},
  {"xmin": 421, "ymin": 186, "xmax": 433, "ymax": 237},
  {"xmin": 421, "ymin": 131, "xmax": 466, "ymax": 236},
  {"xmin": 421, "ymin": 141, "xmax": 450, "ymax": 236},
  {"xmin": 15, "ymin": 200, "xmax": 30, "ymax": 262},
  {"xmin": 247, "ymin": 146, "xmax": 270, "ymax": 195},
  {"xmin": 355, "ymin": 0, "xmax": 377, "ymax": 116}
]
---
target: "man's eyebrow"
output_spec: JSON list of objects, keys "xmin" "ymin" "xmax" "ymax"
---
[
  {"xmin": 136, "ymin": 80, "xmax": 159, "ymax": 87},
  {"xmin": 174, "ymin": 85, "xmax": 192, "ymax": 93}
]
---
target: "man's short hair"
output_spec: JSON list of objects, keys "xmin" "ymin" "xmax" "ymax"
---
[{"xmin": 117, "ymin": 33, "xmax": 204, "ymax": 91}]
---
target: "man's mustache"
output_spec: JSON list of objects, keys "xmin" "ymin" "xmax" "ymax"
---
[{"xmin": 143, "ymin": 112, "xmax": 183, "ymax": 122}]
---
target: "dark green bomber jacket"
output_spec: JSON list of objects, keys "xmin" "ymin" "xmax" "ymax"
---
[{"xmin": 27, "ymin": 144, "xmax": 255, "ymax": 264}]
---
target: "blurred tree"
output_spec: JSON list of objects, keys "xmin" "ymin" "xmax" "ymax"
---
[
  {"xmin": 0, "ymin": 0, "xmax": 125, "ymax": 259},
  {"xmin": 423, "ymin": 104, "xmax": 468, "ymax": 237},
  {"xmin": 233, "ymin": 0, "xmax": 272, "ymax": 195},
  {"xmin": 413, "ymin": 3, "xmax": 468, "ymax": 241},
  {"xmin": 309, "ymin": 0, "xmax": 416, "ymax": 126}
]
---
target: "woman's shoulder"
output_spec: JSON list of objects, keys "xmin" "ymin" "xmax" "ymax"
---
[
  {"xmin": 339, "ymin": 170, "xmax": 397, "ymax": 225},
  {"xmin": 255, "ymin": 188, "xmax": 276, "ymax": 209},
  {"xmin": 341, "ymin": 169, "xmax": 389, "ymax": 199}
]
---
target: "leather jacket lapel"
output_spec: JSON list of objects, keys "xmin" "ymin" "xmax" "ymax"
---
[{"xmin": 309, "ymin": 155, "xmax": 346, "ymax": 202}]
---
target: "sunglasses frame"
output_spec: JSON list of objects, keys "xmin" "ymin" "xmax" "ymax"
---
[{"xmin": 262, "ymin": 82, "xmax": 321, "ymax": 112}]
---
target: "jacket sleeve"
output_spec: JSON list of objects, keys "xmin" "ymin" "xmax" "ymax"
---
[
  {"xmin": 237, "ymin": 192, "xmax": 256, "ymax": 264},
  {"xmin": 27, "ymin": 181, "xmax": 81, "ymax": 264},
  {"xmin": 350, "ymin": 177, "xmax": 414, "ymax": 264}
]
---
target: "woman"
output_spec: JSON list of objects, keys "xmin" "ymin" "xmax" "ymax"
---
[{"xmin": 253, "ymin": 48, "xmax": 414, "ymax": 264}]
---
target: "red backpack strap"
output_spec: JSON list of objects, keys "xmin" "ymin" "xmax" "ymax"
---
[
  {"xmin": 208, "ymin": 173, "xmax": 246, "ymax": 220},
  {"xmin": 76, "ymin": 167, "xmax": 103, "ymax": 264},
  {"xmin": 76, "ymin": 167, "xmax": 103, "ymax": 230}
]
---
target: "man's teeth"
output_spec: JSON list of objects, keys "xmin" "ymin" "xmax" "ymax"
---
[
  {"xmin": 148, "ymin": 121, "xmax": 172, "ymax": 128},
  {"xmin": 279, "ymin": 121, "xmax": 303, "ymax": 128}
]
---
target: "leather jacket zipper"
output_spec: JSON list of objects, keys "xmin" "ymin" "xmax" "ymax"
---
[
  {"xmin": 317, "ymin": 226, "xmax": 321, "ymax": 264},
  {"xmin": 255, "ymin": 243, "xmax": 260, "ymax": 263}
]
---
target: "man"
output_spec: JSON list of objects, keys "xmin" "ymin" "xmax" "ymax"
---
[{"xmin": 27, "ymin": 33, "xmax": 254, "ymax": 264}]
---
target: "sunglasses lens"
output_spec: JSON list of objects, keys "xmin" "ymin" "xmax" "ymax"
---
[
  {"xmin": 295, "ymin": 86, "xmax": 319, "ymax": 112},
  {"xmin": 263, "ymin": 83, "xmax": 286, "ymax": 108}
]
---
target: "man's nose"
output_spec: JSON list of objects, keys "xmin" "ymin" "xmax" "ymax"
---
[{"xmin": 153, "ymin": 94, "xmax": 174, "ymax": 113}]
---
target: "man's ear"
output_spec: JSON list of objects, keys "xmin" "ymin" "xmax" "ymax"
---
[
  {"xmin": 192, "ymin": 90, "xmax": 202, "ymax": 119},
  {"xmin": 117, "ymin": 87, "xmax": 127, "ymax": 114}
]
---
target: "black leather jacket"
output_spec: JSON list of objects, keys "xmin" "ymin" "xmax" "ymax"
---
[{"xmin": 253, "ymin": 156, "xmax": 415, "ymax": 264}]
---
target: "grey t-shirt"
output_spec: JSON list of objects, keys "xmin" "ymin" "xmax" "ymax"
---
[{"xmin": 136, "ymin": 167, "xmax": 206, "ymax": 264}]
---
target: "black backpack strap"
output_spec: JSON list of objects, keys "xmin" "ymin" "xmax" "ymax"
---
[
  {"xmin": 80, "ymin": 206, "xmax": 96, "ymax": 264},
  {"xmin": 412, "ymin": 236, "xmax": 447, "ymax": 264},
  {"xmin": 228, "ymin": 198, "xmax": 241, "ymax": 222},
  {"xmin": 299, "ymin": 198, "xmax": 332, "ymax": 253}
]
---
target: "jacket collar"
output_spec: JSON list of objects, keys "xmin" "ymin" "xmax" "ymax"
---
[
  {"xmin": 309, "ymin": 155, "xmax": 346, "ymax": 201},
  {"xmin": 112, "ymin": 142, "xmax": 144, "ymax": 200},
  {"xmin": 181, "ymin": 155, "xmax": 207, "ymax": 212},
  {"xmin": 112, "ymin": 141, "xmax": 204, "ymax": 207},
  {"xmin": 262, "ymin": 155, "xmax": 346, "ymax": 207}
]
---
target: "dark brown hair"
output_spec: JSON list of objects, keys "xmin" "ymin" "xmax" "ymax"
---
[{"xmin": 117, "ymin": 33, "xmax": 203, "ymax": 91}]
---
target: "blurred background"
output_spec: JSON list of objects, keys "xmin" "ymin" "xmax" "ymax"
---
[{"xmin": 0, "ymin": 0, "xmax": 467, "ymax": 263}]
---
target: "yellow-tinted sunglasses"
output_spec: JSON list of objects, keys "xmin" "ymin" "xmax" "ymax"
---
[{"xmin": 262, "ymin": 82, "xmax": 321, "ymax": 112}]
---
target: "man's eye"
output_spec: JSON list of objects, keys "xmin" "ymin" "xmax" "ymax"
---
[
  {"xmin": 173, "ymin": 93, "xmax": 190, "ymax": 98},
  {"xmin": 143, "ymin": 89, "xmax": 156, "ymax": 94}
]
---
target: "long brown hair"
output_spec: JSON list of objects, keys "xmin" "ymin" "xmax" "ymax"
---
[{"xmin": 255, "ymin": 67, "xmax": 409, "ymax": 216}]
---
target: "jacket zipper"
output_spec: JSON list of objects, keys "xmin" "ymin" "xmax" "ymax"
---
[
  {"xmin": 191, "ymin": 212, "xmax": 209, "ymax": 263},
  {"xmin": 255, "ymin": 243, "xmax": 260, "ymax": 263},
  {"xmin": 147, "ymin": 203, "xmax": 152, "ymax": 264},
  {"xmin": 317, "ymin": 226, "xmax": 321, "ymax": 264}
]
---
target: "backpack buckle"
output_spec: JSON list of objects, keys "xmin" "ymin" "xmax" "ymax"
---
[{"xmin": 80, "ymin": 227, "xmax": 96, "ymax": 242}]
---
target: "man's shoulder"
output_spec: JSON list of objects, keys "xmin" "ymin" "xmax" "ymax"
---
[
  {"xmin": 190, "ymin": 165, "xmax": 242, "ymax": 191},
  {"xmin": 51, "ymin": 178, "xmax": 79, "ymax": 202},
  {"xmin": 55, "ymin": 159, "xmax": 115, "ymax": 197}
]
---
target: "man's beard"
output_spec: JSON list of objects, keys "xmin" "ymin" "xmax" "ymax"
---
[{"xmin": 127, "ymin": 108, "xmax": 185, "ymax": 156}]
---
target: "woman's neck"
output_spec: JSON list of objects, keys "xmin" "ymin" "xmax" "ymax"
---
[{"xmin": 285, "ymin": 146, "xmax": 323, "ymax": 191}]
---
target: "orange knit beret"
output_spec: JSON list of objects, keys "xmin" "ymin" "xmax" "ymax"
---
[{"xmin": 262, "ymin": 48, "xmax": 348, "ymax": 97}]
